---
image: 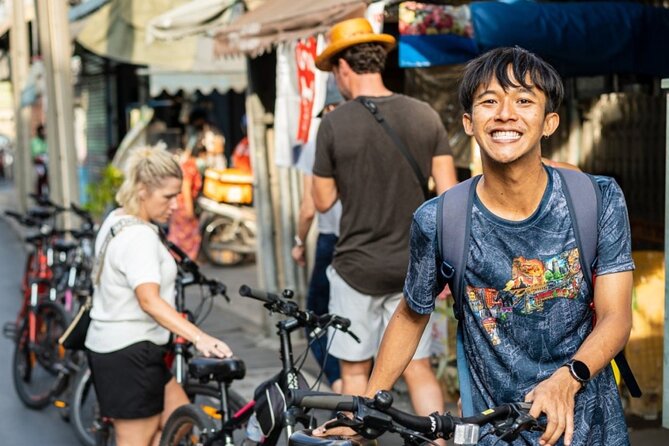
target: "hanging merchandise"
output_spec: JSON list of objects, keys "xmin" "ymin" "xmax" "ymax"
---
[
  {"xmin": 273, "ymin": 41, "xmax": 301, "ymax": 167},
  {"xmin": 365, "ymin": 0, "xmax": 390, "ymax": 34},
  {"xmin": 274, "ymin": 37, "xmax": 328, "ymax": 167},
  {"xmin": 295, "ymin": 37, "xmax": 318, "ymax": 144}
]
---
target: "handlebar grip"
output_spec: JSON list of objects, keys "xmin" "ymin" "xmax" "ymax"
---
[
  {"xmin": 287, "ymin": 390, "xmax": 356, "ymax": 411},
  {"xmin": 385, "ymin": 407, "xmax": 433, "ymax": 432},
  {"xmin": 70, "ymin": 202, "xmax": 94, "ymax": 222},
  {"xmin": 238, "ymin": 285, "xmax": 280, "ymax": 303},
  {"xmin": 4, "ymin": 210, "xmax": 23, "ymax": 220}
]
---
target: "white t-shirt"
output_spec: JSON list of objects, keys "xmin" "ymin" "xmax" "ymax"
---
[
  {"xmin": 85, "ymin": 209, "xmax": 177, "ymax": 353},
  {"xmin": 296, "ymin": 141, "xmax": 342, "ymax": 236}
]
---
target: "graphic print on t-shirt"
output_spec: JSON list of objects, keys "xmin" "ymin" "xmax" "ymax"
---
[{"xmin": 466, "ymin": 248, "xmax": 583, "ymax": 346}]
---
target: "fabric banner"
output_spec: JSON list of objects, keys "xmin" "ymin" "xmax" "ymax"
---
[
  {"xmin": 295, "ymin": 37, "xmax": 318, "ymax": 144},
  {"xmin": 274, "ymin": 37, "xmax": 328, "ymax": 167},
  {"xmin": 398, "ymin": 1, "xmax": 669, "ymax": 77}
]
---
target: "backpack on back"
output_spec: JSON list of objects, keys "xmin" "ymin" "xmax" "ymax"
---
[{"xmin": 435, "ymin": 168, "xmax": 640, "ymax": 415}]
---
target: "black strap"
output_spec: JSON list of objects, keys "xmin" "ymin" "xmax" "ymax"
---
[
  {"xmin": 556, "ymin": 168, "xmax": 599, "ymax": 293},
  {"xmin": 437, "ymin": 176, "xmax": 480, "ymax": 320},
  {"xmin": 356, "ymin": 97, "xmax": 430, "ymax": 200}
]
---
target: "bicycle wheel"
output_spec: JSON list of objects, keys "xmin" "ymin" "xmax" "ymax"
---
[
  {"xmin": 70, "ymin": 365, "xmax": 97, "ymax": 446},
  {"xmin": 159, "ymin": 403, "xmax": 217, "ymax": 446},
  {"xmin": 186, "ymin": 382, "xmax": 247, "ymax": 415},
  {"xmin": 12, "ymin": 300, "xmax": 69, "ymax": 409}
]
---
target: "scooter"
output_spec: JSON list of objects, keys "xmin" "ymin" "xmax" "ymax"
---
[{"xmin": 197, "ymin": 196, "xmax": 256, "ymax": 266}]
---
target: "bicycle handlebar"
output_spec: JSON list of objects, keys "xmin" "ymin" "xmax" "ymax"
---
[
  {"xmin": 238, "ymin": 285, "xmax": 281, "ymax": 303},
  {"xmin": 167, "ymin": 240, "xmax": 228, "ymax": 300},
  {"xmin": 288, "ymin": 390, "xmax": 543, "ymax": 443},
  {"xmin": 239, "ymin": 285, "xmax": 360, "ymax": 342}
]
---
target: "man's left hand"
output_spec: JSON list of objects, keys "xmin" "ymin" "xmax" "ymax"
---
[{"xmin": 525, "ymin": 366, "xmax": 582, "ymax": 446}]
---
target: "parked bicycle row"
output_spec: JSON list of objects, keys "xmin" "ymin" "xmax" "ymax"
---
[{"xmin": 1, "ymin": 184, "xmax": 363, "ymax": 446}]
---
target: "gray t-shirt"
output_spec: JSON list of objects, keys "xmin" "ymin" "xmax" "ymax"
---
[
  {"xmin": 405, "ymin": 168, "xmax": 634, "ymax": 445},
  {"xmin": 296, "ymin": 140, "xmax": 341, "ymax": 236},
  {"xmin": 314, "ymin": 94, "xmax": 451, "ymax": 295}
]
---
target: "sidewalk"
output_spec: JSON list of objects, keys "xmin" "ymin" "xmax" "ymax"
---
[{"xmin": 1, "ymin": 179, "xmax": 667, "ymax": 444}]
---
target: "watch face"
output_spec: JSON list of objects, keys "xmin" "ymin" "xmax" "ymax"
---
[{"xmin": 572, "ymin": 360, "xmax": 590, "ymax": 381}]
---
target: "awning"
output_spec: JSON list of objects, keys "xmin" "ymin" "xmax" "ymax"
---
[
  {"xmin": 213, "ymin": 0, "xmax": 372, "ymax": 57},
  {"xmin": 146, "ymin": 0, "xmax": 243, "ymax": 42},
  {"xmin": 139, "ymin": 56, "xmax": 247, "ymax": 96},
  {"xmin": 398, "ymin": 1, "xmax": 669, "ymax": 77},
  {"xmin": 76, "ymin": 0, "xmax": 227, "ymax": 70}
]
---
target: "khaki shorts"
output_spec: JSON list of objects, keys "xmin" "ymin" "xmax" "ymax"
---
[{"xmin": 326, "ymin": 266, "xmax": 433, "ymax": 362}]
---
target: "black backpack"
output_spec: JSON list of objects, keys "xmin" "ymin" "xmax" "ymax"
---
[{"xmin": 435, "ymin": 168, "xmax": 640, "ymax": 415}]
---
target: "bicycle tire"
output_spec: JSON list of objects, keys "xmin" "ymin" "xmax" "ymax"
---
[
  {"xmin": 185, "ymin": 382, "xmax": 247, "ymax": 426},
  {"xmin": 70, "ymin": 364, "xmax": 96, "ymax": 446},
  {"xmin": 159, "ymin": 403, "xmax": 217, "ymax": 446},
  {"xmin": 12, "ymin": 300, "xmax": 69, "ymax": 409}
]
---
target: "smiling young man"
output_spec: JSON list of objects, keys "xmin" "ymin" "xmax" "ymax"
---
[{"xmin": 353, "ymin": 47, "xmax": 634, "ymax": 446}]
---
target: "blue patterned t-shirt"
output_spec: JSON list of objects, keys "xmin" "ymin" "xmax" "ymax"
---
[{"xmin": 404, "ymin": 167, "xmax": 634, "ymax": 446}]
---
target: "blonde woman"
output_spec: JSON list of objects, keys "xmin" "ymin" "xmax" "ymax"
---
[{"xmin": 85, "ymin": 146, "xmax": 232, "ymax": 446}]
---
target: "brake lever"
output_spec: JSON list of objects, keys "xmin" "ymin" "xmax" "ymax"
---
[
  {"xmin": 324, "ymin": 412, "xmax": 362, "ymax": 431},
  {"xmin": 346, "ymin": 329, "xmax": 361, "ymax": 343}
]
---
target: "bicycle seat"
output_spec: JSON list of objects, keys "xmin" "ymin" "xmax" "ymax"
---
[
  {"xmin": 25, "ymin": 233, "xmax": 45, "ymax": 244},
  {"xmin": 289, "ymin": 430, "xmax": 373, "ymax": 446},
  {"xmin": 189, "ymin": 356, "xmax": 246, "ymax": 382},
  {"xmin": 53, "ymin": 239, "xmax": 78, "ymax": 253},
  {"xmin": 27, "ymin": 206, "xmax": 54, "ymax": 220}
]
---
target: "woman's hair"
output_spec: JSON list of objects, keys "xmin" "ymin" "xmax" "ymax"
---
[
  {"xmin": 115, "ymin": 145, "xmax": 182, "ymax": 215},
  {"xmin": 458, "ymin": 46, "xmax": 564, "ymax": 114}
]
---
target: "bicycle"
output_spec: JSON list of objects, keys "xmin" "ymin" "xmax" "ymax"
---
[
  {"xmin": 69, "ymin": 240, "xmax": 243, "ymax": 446},
  {"xmin": 4, "ymin": 201, "xmax": 96, "ymax": 411},
  {"xmin": 159, "ymin": 284, "xmax": 360, "ymax": 446},
  {"xmin": 287, "ymin": 390, "xmax": 545, "ymax": 446}
]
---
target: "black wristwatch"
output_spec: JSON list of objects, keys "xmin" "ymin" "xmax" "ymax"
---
[{"xmin": 563, "ymin": 359, "xmax": 590, "ymax": 387}]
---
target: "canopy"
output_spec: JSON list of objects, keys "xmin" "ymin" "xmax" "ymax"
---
[
  {"xmin": 76, "ymin": 0, "xmax": 247, "ymax": 94},
  {"xmin": 398, "ymin": 1, "xmax": 669, "ymax": 77},
  {"xmin": 213, "ymin": 0, "xmax": 371, "ymax": 57},
  {"xmin": 139, "ymin": 57, "xmax": 247, "ymax": 96},
  {"xmin": 145, "ymin": 0, "xmax": 243, "ymax": 42}
]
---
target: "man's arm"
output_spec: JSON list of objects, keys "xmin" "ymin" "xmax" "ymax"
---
[
  {"xmin": 312, "ymin": 175, "xmax": 338, "ymax": 213},
  {"xmin": 525, "ymin": 270, "xmax": 633, "ymax": 446},
  {"xmin": 291, "ymin": 174, "xmax": 316, "ymax": 267},
  {"xmin": 365, "ymin": 298, "xmax": 431, "ymax": 396},
  {"xmin": 432, "ymin": 155, "xmax": 458, "ymax": 194}
]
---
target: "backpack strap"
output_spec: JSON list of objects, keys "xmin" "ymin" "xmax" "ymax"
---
[
  {"xmin": 556, "ymin": 168, "xmax": 641, "ymax": 398},
  {"xmin": 555, "ymin": 168, "xmax": 600, "ymax": 292},
  {"xmin": 436, "ymin": 176, "xmax": 480, "ymax": 417},
  {"xmin": 436, "ymin": 175, "xmax": 481, "ymax": 320}
]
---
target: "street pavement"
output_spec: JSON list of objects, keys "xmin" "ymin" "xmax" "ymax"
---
[{"xmin": 0, "ymin": 179, "xmax": 668, "ymax": 445}]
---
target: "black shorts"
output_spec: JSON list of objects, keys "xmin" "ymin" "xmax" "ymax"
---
[{"xmin": 87, "ymin": 341, "xmax": 172, "ymax": 419}]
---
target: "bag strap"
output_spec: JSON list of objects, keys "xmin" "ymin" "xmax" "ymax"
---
[
  {"xmin": 356, "ymin": 97, "xmax": 430, "ymax": 200},
  {"xmin": 436, "ymin": 175, "xmax": 481, "ymax": 320},
  {"xmin": 557, "ymin": 168, "xmax": 642, "ymax": 397},
  {"xmin": 555, "ymin": 168, "xmax": 600, "ymax": 292},
  {"xmin": 91, "ymin": 217, "xmax": 156, "ymax": 286}
]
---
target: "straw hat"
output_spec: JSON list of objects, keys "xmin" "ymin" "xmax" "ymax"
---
[{"xmin": 315, "ymin": 18, "xmax": 396, "ymax": 71}]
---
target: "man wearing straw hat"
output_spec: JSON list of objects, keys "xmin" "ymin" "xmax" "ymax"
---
[{"xmin": 312, "ymin": 17, "xmax": 457, "ymax": 416}]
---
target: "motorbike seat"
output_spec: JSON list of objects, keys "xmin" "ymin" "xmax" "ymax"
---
[
  {"xmin": 53, "ymin": 239, "xmax": 78, "ymax": 253},
  {"xmin": 189, "ymin": 356, "xmax": 246, "ymax": 383}
]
